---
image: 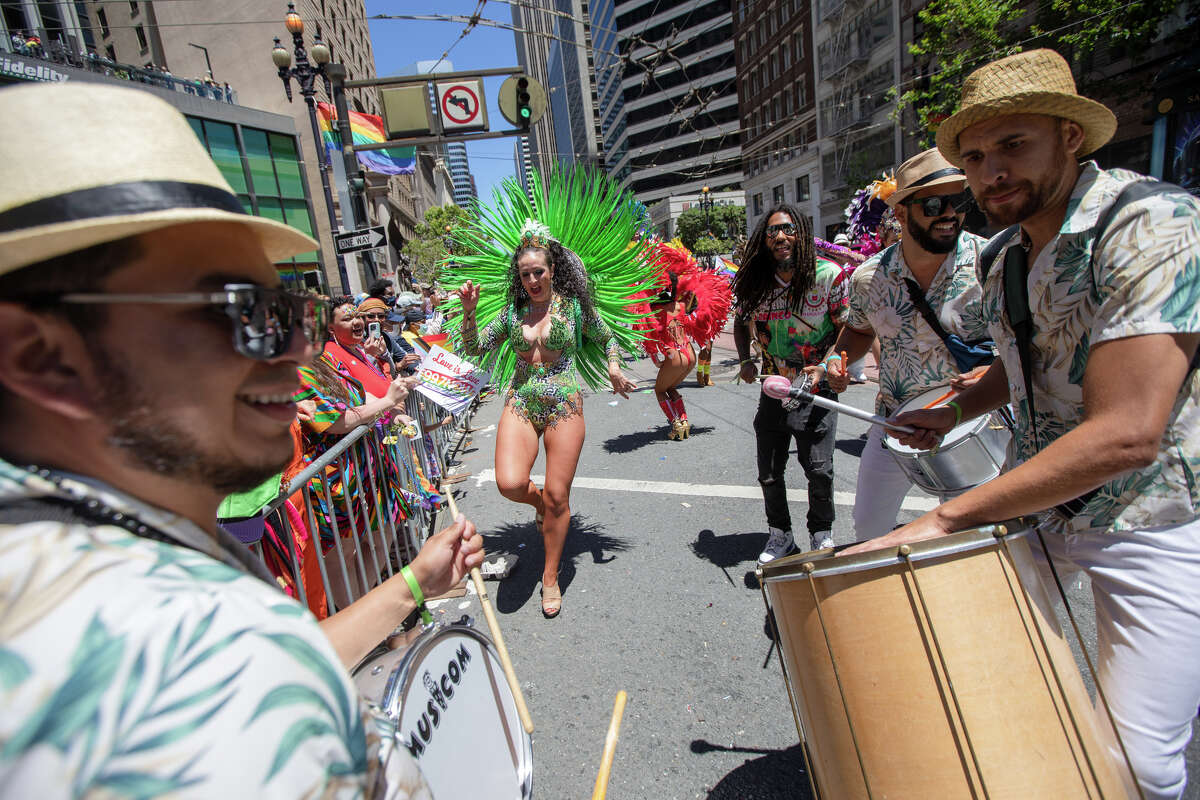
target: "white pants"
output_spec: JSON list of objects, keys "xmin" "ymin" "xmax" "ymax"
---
[
  {"xmin": 1033, "ymin": 517, "xmax": 1200, "ymax": 800},
  {"xmin": 853, "ymin": 424, "xmax": 933, "ymax": 540}
]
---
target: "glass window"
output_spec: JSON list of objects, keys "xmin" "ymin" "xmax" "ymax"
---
[
  {"xmin": 753, "ymin": 193, "xmax": 763, "ymax": 215},
  {"xmin": 282, "ymin": 198, "xmax": 318, "ymax": 262},
  {"xmin": 129, "ymin": 1, "xmax": 139, "ymax": 14},
  {"xmin": 134, "ymin": 25, "xmax": 147, "ymax": 51},
  {"xmin": 105, "ymin": 44, "xmax": 116, "ymax": 61},
  {"xmin": 97, "ymin": 8, "xmax": 109, "ymax": 37},
  {"xmin": 243, "ymin": 129, "xmax": 277, "ymax": 197},
  {"xmin": 269, "ymin": 134, "xmax": 305, "ymax": 199},
  {"xmin": 796, "ymin": 175, "xmax": 810, "ymax": 201},
  {"xmin": 202, "ymin": 121, "xmax": 247, "ymax": 194},
  {"xmin": 186, "ymin": 116, "xmax": 204, "ymax": 143},
  {"xmin": 238, "ymin": 195, "xmax": 254, "ymax": 215},
  {"xmin": 773, "ymin": 184, "xmax": 784, "ymax": 205}
]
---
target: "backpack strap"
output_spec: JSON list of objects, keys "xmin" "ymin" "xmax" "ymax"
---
[{"xmin": 979, "ymin": 224, "xmax": 1020, "ymax": 283}]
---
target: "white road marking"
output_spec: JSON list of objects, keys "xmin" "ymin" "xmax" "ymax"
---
[{"xmin": 471, "ymin": 468, "xmax": 937, "ymax": 511}]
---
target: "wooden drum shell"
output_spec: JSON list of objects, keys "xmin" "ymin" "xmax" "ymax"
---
[{"xmin": 760, "ymin": 524, "xmax": 1137, "ymax": 799}]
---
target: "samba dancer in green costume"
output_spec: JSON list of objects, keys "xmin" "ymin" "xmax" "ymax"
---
[{"xmin": 446, "ymin": 169, "xmax": 653, "ymax": 618}]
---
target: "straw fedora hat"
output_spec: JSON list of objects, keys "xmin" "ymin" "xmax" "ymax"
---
[
  {"xmin": 937, "ymin": 49, "xmax": 1117, "ymax": 167},
  {"xmin": 0, "ymin": 83, "xmax": 317, "ymax": 277},
  {"xmin": 886, "ymin": 148, "xmax": 966, "ymax": 207}
]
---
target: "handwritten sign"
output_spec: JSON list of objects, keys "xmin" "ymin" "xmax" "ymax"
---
[{"xmin": 414, "ymin": 345, "xmax": 489, "ymax": 415}]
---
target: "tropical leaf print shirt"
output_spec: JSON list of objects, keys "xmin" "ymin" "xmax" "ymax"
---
[
  {"xmin": 0, "ymin": 459, "xmax": 430, "ymax": 799},
  {"xmin": 738, "ymin": 257, "xmax": 849, "ymax": 380},
  {"xmin": 844, "ymin": 234, "xmax": 990, "ymax": 416},
  {"xmin": 981, "ymin": 162, "xmax": 1200, "ymax": 534}
]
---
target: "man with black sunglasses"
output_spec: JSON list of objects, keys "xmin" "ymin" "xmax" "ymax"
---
[
  {"xmin": 826, "ymin": 148, "xmax": 993, "ymax": 541},
  {"xmin": 0, "ymin": 84, "xmax": 482, "ymax": 797},
  {"xmin": 732, "ymin": 206, "xmax": 849, "ymax": 562}
]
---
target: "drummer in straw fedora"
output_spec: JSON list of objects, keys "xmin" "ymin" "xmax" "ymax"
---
[
  {"xmin": 824, "ymin": 147, "xmax": 993, "ymax": 541},
  {"xmin": 0, "ymin": 82, "xmax": 484, "ymax": 797},
  {"xmin": 848, "ymin": 49, "xmax": 1200, "ymax": 798}
]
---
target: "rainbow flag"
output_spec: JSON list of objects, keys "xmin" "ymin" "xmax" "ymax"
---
[
  {"xmin": 316, "ymin": 101, "xmax": 415, "ymax": 175},
  {"xmin": 716, "ymin": 257, "xmax": 738, "ymax": 280}
]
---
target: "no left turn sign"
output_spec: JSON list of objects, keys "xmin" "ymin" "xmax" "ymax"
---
[{"xmin": 436, "ymin": 79, "xmax": 488, "ymax": 132}]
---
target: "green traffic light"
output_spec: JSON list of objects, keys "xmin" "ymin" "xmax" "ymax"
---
[{"xmin": 520, "ymin": 107, "xmax": 531, "ymax": 118}]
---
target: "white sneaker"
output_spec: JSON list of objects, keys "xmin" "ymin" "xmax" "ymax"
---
[
  {"xmin": 758, "ymin": 527, "xmax": 796, "ymax": 564},
  {"xmin": 813, "ymin": 533, "xmax": 835, "ymax": 550}
]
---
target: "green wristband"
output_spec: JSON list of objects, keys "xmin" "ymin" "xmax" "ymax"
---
[
  {"xmin": 401, "ymin": 565, "xmax": 434, "ymax": 625},
  {"xmin": 947, "ymin": 400, "xmax": 963, "ymax": 428}
]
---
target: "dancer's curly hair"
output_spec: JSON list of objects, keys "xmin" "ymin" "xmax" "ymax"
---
[
  {"xmin": 732, "ymin": 204, "xmax": 816, "ymax": 317},
  {"xmin": 508, "ymin": 241, "xmax": 597, "ymax": 320}
]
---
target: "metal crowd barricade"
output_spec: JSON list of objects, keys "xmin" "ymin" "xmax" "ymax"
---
[{"xmin": 246, "ymin": 398, "xmax": 472, "ymax": 616}]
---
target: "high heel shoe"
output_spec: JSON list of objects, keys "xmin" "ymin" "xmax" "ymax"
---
[
  {"xmin": 680, "ymin": 417, "xmax": 691, "ymax": 438},
  {"xmin": 667, "ymin": 419, "xmax": 684, "ymax": 440},
  {"xmin": 540, "ymin": 582, "xmax": 562, "ymax": 618}
]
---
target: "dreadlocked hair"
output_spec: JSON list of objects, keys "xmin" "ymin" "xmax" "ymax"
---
[
  {"xmin": 508, "ymin": 242, "xmax": 597, "ymax": 320},
  {"xmin": 732, "ymin": 204, "xmax": 816, "ymax": 317}
]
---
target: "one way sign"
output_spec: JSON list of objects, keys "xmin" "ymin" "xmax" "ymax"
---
[{"xmin": 334, "ymin": 226, "xmax": 386, "ymax": 255}]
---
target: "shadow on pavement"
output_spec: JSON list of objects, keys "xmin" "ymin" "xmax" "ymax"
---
[
  {"xmin": 482, "ymin": 514, "xmax": 631, "ymax": 614},
  {"xmin": 690, "ymin": 529, "xmax": 767, "ymax": 582},
  {"xmin": 601, "ymin": 425, "xmax": 717, "ymax": 454},
  {"xmin": 835, "ymin": 433, "xmax": 867, "ymax": 458},
  {"xmin": 691, "ymin": 740, "xmax": 815, "ymax": 800}
]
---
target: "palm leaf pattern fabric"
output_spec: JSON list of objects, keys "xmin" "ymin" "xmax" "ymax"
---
[
  {"xmin": 0, "ymin": 460, "xmax": 429, "ymax": 798},
  {"xmin": 845, "ymin": 234, "xmax": 991, "ymax": 416},
  {"xmin": 980, "ymin": 162, "xmax": 1200, "ymax": 534}
]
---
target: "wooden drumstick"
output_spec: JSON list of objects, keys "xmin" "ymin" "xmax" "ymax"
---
[
  {"xmin": 442, "ymin": 486, "xmax": 535, "ymax": 734},
  {"xmin": 591, "ymin": 690, "xmax": 628, "ymax": 800}
]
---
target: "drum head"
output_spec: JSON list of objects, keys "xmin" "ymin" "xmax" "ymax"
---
[
  {"xmin": 354, "ymin": 624, "xmax": 533, "ymax": 800},
  {"xmin": 887, "ymin": 385, "xmax": 975, "ymax": 452}
]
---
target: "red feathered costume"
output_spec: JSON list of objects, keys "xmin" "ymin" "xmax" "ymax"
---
[{"xmin": 629, "ymin": 240, "xmax": 732, "ymax": 439}]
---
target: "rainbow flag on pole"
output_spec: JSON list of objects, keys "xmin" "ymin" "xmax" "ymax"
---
[{"xmin": 316, "ymin": 101, "xmax": 415, "ymax": 175}]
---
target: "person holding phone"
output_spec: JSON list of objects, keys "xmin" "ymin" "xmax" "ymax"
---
[{"xmin": 358, "ymin": 296, "xmax": 420, "ymax": 376}]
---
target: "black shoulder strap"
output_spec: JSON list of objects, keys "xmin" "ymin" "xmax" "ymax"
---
[
  {"xmin": 979, "ymin": 225, "xmax": 1020, "ymax": 283},
  {"xmin": 902, "ymin": 277, "xmax": 953, "ymax": 344}
]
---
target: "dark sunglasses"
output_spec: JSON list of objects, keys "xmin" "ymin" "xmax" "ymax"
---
[
  {"xmin": 48, "ymin": 283, "xmax": 329, "ymax": 360},
  {"xmin": 906, "ymin": 190, "xmax": 973, "ymax": 217},
  {"xmin": 765, "ymin": 222, "xmax": 797, "ymax": 238},
  {"xmin": 359, "ymin": 311, "xmax": 388, "ymax": 320}
]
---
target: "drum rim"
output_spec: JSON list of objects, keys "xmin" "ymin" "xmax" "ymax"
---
[
  {"xmin": 758, "ymin": 518, "xmax": 1037, "ymax": 582},
  {"xmin": 353, "ymin": 620, "xmax": 535, "ymax": 799}
]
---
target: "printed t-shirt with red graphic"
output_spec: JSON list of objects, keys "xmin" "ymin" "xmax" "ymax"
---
[{"xmin": 739, "ymin": 257, "xmax": 848, "ymax": 379}]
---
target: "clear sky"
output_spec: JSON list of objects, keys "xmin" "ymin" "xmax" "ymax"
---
[{"xmin": 364, "ymin": 1, "xmax": 525, "ymax": 204}]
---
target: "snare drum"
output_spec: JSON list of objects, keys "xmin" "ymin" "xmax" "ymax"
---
[
  {"xmin": 758, "ymin": 522, "xmax": 1138, "ymax": 799},
  {"xmin": 354, "ymin": 620, "xmax": 533, "ymax": 800},
  {"xmin": 885, "ymin": 385, "xmax": 1010, "ymax": 495}
]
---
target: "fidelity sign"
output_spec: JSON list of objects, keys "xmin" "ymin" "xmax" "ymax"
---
[{"xmin": 1, "ymin": 57, "xmax": 69, "ymax": 83}]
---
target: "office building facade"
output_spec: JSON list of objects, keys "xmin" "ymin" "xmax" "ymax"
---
[{"xmin": 445, "ymin": 140, "xmax": 477, "ymax": 207}]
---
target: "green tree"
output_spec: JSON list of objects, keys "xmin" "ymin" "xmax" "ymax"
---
[
  {"xmin": 401, "ymin": 204, "xmax": 474, "ymax": 285},
  {"xmin": 675, "ymin": 205, "xmax": 746, "ymax": 255},
  {"xmin": 896, "ymin": 0, "xmax": 1194, "ymax": 147}
]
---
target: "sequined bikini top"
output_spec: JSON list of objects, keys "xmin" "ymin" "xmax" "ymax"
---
[{"xmin": 510, "ymin": 294, "xmax": 575, "ymax": 353}]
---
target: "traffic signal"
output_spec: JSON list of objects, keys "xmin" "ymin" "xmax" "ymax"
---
[{"xmin": 516, "ymin": 77, "xmax": 531, "ymax": 128}]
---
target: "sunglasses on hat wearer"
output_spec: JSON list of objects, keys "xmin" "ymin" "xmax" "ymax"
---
[
  {"xmin": 765, "ymin": 222, "xmax": 797, "ymax": 238},
  {"xmin": 359, "ymin": 310, "xmax": 388, "ymax": 321},
  {"xmin": 24, "ymin": 284, "xmax": 328, "ymax": 360},
  {"xmin": 905, "ymin": 190, "xmax": 973, "ymax": 218}
]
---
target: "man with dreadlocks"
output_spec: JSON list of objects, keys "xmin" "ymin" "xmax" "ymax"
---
[{"xmin": 733, "ymin": 206, "xmax": 849, "ymax": 562}]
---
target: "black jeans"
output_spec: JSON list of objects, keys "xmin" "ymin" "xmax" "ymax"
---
[{"xmin": 753, "ymin": 387, "xmax": 837, "ymax": 535}]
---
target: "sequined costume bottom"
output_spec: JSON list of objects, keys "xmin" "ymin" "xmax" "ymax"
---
[{"xmin": 506, "ymin": 357, "xmax": 584, "ymax": 432}]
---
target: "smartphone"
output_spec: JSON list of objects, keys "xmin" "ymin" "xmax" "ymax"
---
[{"xmin": 367, "ymin": 322, "xmax": 382, "ymax": 339}]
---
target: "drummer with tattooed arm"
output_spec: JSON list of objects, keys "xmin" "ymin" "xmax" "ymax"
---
[
  {"xmin": 825, "ymin": 149, "xmax": 993, "ymax": 541},
  {"xmin": 0, "ymin": 84, "xmax": 482, "ymax": 798},
  {"xmin": 846, "ymin": 51, "xmax": 1200, "ymax": 800}
]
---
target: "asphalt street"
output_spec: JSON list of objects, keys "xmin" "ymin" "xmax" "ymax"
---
[{"xmin": 423, "ymin": 338, "xmax": 1200, "ymax": 800}]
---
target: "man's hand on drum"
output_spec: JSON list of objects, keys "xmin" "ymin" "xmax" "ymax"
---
[
  {"xmin": 843, "ymin": 509, "xmax": 956, "ymax": 555},
  {"xmin": 886, "ymin": 406, "xmax": 957, "ymax": 449},
  {"xmin": 950, "ymin": 365, "xmax": 989, "ymax": 390},
  {"xmin": 409, "ymin": 513, "xmax": 485, "ymax": 600}
]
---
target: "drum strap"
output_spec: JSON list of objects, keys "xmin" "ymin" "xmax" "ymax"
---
[{"xmin": 981, "ymin": 179, "xmax": 1197, "ymax": 518}]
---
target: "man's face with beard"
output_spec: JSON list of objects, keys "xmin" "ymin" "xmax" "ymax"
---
[
  {"xmin": 898, "ymin": 183, "xmax": 967, "ymax": 255},
  {"xmin": 86, "ymin": 223, "xmax": 310, "ymax": 494},
  {"xmin": 763, "ymin": 211, "xmax": 798, "ymax": 267},
  {"xmin": 957, "ymin": 113, "xmax": 1083, "ymax": 227}
]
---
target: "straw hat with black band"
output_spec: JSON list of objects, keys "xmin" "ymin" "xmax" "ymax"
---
[
  {"xmin": 936, "ymin": 48, "xmax": 1117, "ymax": 168},
  {"xmin": 886, "ymin": 148, "xmax": 967, "ymax": 208},
  {"xmin": 0, "ymin": 83, "xmax": 317, "ymax": 278}
]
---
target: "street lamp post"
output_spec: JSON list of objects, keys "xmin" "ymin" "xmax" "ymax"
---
[
  {"xmin": 699, "ymin": 185, "xmax": 714, "ymax": 235},
  {"xmin": 271, "ymin": 4, "xmax": 351, "ymax": 293}
]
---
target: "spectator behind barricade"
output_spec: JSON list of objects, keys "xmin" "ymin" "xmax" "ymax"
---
[
  {"xmin": 359, "ymin": 295, "xmax": 420, "ymax": 376},
  {"xmin": 400, "ymin": 306, "xmax": 430, "ymax": 349},
  {"xmin": 367, "ymin": 278, "xmax": 397, "ymax": 306},
  {"xmin": 323, "ymin": 295, "xmax": 395, "ymax": 400}
]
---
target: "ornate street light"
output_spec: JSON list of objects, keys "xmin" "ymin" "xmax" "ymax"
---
[
  {"xmin": 271, "ymin": 3, "xmax": 349, "ymax": 292},
  {"xmin": 699, "ymin": 185, "xmax": 714, "ymax": 233}
]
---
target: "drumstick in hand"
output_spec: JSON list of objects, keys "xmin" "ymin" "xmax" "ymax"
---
[
  {"xmin": 442, "ymin": 486, "xmax": 535, "ymax": 734},
  {"xmin": 591, "ymin": 690, "xmax": 628, "ymax": 800}
]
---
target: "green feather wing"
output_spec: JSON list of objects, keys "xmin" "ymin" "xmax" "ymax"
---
[{"xmin": 441, "ymin": 167, "xmax": 654, "ymax": 390}]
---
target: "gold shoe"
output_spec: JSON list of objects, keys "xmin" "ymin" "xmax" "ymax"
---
[
  {"xmin": 668, "ymin": 420, "xmax": 683, "ymax": 440},
  {"xmin": 680, "ymin": 419, "xmax": 691, "ymax": 438}
]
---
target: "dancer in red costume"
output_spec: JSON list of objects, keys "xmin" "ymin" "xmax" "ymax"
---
[{"xmin": 634, "ymin": 240, "xmax": 732, "ymax": 440}]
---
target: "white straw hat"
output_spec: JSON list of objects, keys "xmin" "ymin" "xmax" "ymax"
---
[
  {"xmin": 0, "ymin": 82, "xmax": 318, "ymax": 277},
  {"xmin": 936, "ymin": 49, "xmax": 1117, "ymax": 167}
]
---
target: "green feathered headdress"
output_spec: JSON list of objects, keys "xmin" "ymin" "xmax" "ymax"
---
[{"xmin": 441, "ymin": 167, "xmax": 655, "ymax": 391}]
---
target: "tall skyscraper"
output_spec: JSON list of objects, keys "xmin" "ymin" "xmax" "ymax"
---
[
  {"xmin": 597, "ymin": 0, "xmax": 743, "ymax": 204},
  {"xmin": 734, "ymin": 0, "xmax": 819, "ymax": 235},
  {"xmin": 444, "ymin": 140, "xmax": 477, "ymax": 207},
  {"xmin": 514, "ymin": 134, "xmax": 535, "ymax": 196},
  {"xmin": 510, "ymin": 0, "xmax": 601, "ymax": 176}
]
